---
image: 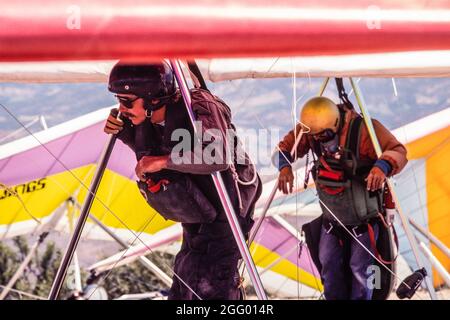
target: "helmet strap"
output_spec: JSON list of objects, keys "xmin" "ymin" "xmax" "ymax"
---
[{"xmin": 144, "ymin": 92, "xmax": 177, "ymax": 112}]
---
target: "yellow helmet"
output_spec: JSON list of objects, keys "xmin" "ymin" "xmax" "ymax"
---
[{"xmin": 300, "ymin": 97, "xmax": 340, "ymax": 135}]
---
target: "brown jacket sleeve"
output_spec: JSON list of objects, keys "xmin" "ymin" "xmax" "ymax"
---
[
  {"xmin": 359, "ymin": 119, "xmax": 408, "ymax": 175},
  {"xmin": 277, "ymin": 123, "xmax": 311, "ymax": 160}
]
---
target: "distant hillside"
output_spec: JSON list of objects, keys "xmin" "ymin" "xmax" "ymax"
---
[
  {"xmin": 1, "ymin": 77, "xmax": 448, "ymax": 134},
  {"xmin": 1, "ymin": 78, "xmax": 448, "ymax": 174}
]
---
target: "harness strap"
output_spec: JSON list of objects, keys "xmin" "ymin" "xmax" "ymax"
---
[
  {"xmin": 367, "ymin": 223, "xmax": 397, "ymax": 265},
  {"xmin": 304, "ymin": 153, "xmax": 310, "ymax": 189},
  {"xmin": 238, "ymin": 276, "xmax": 247, "ymax": 300},
  {"xmin": 321, "ymin": 186, "xmax": 345, "ymax": 195},
  {"xmin": 335, "ymin": 78, "xmax": 354, "ymax": 110},
  {"xmin": 319, "ymin": 157, "xmax": 333, "ymax": 171},
  {"xmin": 146, "ymin": 178, "xmax": 170, "ymax": 193},
  {"xmin": 187, "ymin": 61, "xmax": 209, "ymax": 92},
  {"xmin": 346, "ymin": 116, "xmax": 364, "ymax": 161},
  {"xmin": 318, "ymin": 169, "xmax": 343, "ymax": 181}
]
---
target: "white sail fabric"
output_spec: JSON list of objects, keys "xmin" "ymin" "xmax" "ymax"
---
[
  {"xmin": 1, "ymin": 51, "xmax": 450, "ymax": 83},
  {"xmin": 198, "ymin": 51, "xmax": 450, "ymax": 82}
]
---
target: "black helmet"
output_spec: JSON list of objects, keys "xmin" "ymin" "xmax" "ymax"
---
[{"xmin": 108, "ymin": 61, "xmax": 176, "ymax": 110}]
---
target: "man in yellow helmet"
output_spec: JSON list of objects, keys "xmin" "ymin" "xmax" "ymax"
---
[{"xmin": 274, "ymin": 96, "xmax": 407, "ymax": 300}]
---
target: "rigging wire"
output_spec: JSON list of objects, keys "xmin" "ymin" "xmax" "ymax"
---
[
  {"xmin": 395, "ymin": 99, "xmax": 450, "ymax": 298},
  {"xmin": 342, "ymin": 78, "xmax": 429, "ymax": 299},
  {"xmin": 3, "ymin": 74, "xmax": 443, "ymax": 300},
  {"xmin": 258, "ymin": 75, "xmax": 437, "ymax": 300},
  {"xmin": 0, "ymin": 101, "xmax": 202, "ymax": 300},
  {"xmin": 0, "ymin": 284, "xmax": 47, "ymax": 300},
  {"xmin": 291, "ymin": 60, "xmax": 302, "ymax": 299},
  {"xmin": 235, "ymin": 69, "xmax": 319, "ymax": 297},
  {"xmin": 231, "ymin": 57, "xmax": 280, "ymax": 119},
  {"xmin": 385, "ymin": 80, "xmax": 449, "ymax": 274},
  {"xmin": 392, "ymin": 78, "xmax": 398, "ymax": 97},
  {"xmin": 240, "ymin": 62, "xmax": 317, "ymax": 298},
  {"xmin": 377, "ymin": 145, "xmax": 450, "ymax": 289},
  {"xmin": 318, "ymin": 198, "xmax": 425, "ymax": 299},
  {"xmin": 391, "ymin": 135, "xmax": 450, "ymax": 227},
  {"xmin": 86, "ymin": 209, "xmax": 202, "ymax": 300},
  {"xmin": 291, "ymin": 64, "xmax": 317, "ymax": 299},
  {"xmin": 0, "ymin": 183, "xmax": 41, "ymax": 224}
]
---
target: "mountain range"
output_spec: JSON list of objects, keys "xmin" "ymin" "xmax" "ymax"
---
[{"xmin": 0, "ymin": 77, "xmax": 448, "ymax": 176}]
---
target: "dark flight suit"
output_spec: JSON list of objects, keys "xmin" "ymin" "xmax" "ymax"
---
[{"xmin": 117, "ymin": 89, "xmax": 262, "ymax": 300}]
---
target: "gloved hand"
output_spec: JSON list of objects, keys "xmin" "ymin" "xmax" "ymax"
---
[
  {"xmin": 366, "ymin": 166, "xmax": 386, "ymax": 191},
  {"xmin": 135, "ymin": 155, "xmax": 169, "ymax": 181},
  {"xmin": 104, "ymin": 108, "xmax": 123, "ymax": 135},
  {"xmin": 278, "ymin": 166, "xmax": 294, "ymax": 194}
]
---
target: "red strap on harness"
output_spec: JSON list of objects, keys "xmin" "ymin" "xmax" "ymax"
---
[
  {"xmin": 319, "ymin": 157, "xmax": 333, "ymax": 172},
  {"xmin": 318, "ymin": 168, "xmax": 344, "ymax": 181},
  {"xmin": 320, "ymin": 186, "xmax": 345, "ymax": 195},
  {"xmin": 146, "ymin": 179, "xmax": 170, "ymax": 193},
  {"xmin": 384, "ymin": 188, "xmax": 396, "ymax": 209},
  {"xmin": 319, "ymin": 157, "xmax": 344, "ymax": 180},
  {"xmin": 367, "ymin": 223, "xmax": 396, "ymax": 265},
  {"xmin": 318, "ymin": 157, "xmax": 345, "ymax": 195}
]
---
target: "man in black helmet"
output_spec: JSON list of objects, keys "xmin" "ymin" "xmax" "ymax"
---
[{"xmin": 104, "ymin": 61, "xmax": 262, "ymax": 300}]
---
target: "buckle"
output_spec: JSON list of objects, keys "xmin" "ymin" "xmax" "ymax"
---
[
  {"xmin": 352, "ymin": 226, "xmax": 363, "ymax": 238},
  {"xmin": 325, "ymin": 223, "xmax": 334, "ymax": 234}
]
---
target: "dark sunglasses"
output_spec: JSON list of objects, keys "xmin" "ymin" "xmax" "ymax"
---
[
  {"xmin": 115, "ymin": 95, "xmax": 139, "ymax": 109},
  {"xmin": 312, "ymin": 129, "xmax": 336, "ymax": 142}
]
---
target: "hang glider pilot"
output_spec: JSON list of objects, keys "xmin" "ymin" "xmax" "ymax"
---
[
  {"xmin": 103, "ymin": 61, "xmax": 262, "ymax": 300},
  {"xmin": 274, "ymin": 96, "xmax": 407, "ymax": 300}
]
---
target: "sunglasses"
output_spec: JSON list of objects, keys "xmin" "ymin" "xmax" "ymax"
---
[
  {"xmin": 115, "ymin": 95, "xmax": 139, "ymax": 109},
  {"xmin": 312, "ymin": 129, "xmax": 336, "ymax": 142}
]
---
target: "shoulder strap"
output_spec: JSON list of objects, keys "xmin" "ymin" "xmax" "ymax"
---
[
  {"xmin": 187, "ymin": 60, "xmax": 209, "ymax": 92},
  {"xmin": 335, "ymin": 78, "xmax": 354, "ymax": 110},
  {"xmin": 345, "ymin": 116, "xmax": 363, "ymax": 159}
]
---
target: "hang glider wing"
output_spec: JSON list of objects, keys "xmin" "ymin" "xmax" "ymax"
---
[
  {"xmin": 2, "ymin": 50, "xmax": 450, "ymax": 84},
  {"xmin": 1, "ymin": 0, "xmax": 449, "ymax": 299},
  {"xmin": 0, "ymin": 0, "xmax": 449, "ymax": 62},
  {"xmin": 198, "ymin": 52, "xmax": 450, "ymax": 81},
  {"xmin": 1, "ymin": 103, "xmax": 448, "ymax": 290},
  {"xmin": 88, "ymin": 214, "xmax": 323, "ymax": 297},
  {"xmin": 390, "ymin": 108, "xmax": 450, "ymax": 287},
  {"xmin": 0, "ymin": 107, "xmax": 175, "ymax": 240},
  {"xmin": 88, "ymin": 223, "xmax": 183, "ymax": 273}
]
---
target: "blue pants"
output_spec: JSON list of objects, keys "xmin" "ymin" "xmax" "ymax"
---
[{"xmin": 318, "ymin": 223, "xmax": 379, "ymax": 300}]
